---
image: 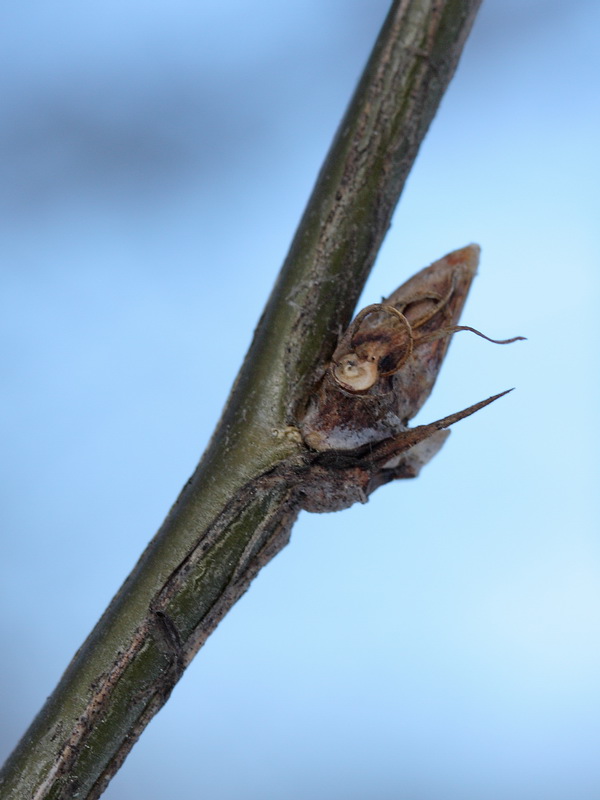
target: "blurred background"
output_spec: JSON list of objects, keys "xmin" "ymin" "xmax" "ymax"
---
[{"xmin": 1, "ymin": 1, "xmax": 598, "ymax": 798}]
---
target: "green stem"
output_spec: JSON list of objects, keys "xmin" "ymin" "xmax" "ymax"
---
[{"xmin": 0, "ymin": 1, "xmax": 482, "ymax": 797}]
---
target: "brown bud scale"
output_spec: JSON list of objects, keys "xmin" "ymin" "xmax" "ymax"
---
[{"xmin": 295, "ymin": 245, "xmax": 523, "ymax": 513}]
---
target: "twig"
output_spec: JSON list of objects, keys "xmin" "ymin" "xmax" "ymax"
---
[{"xmin": 0, "ymin": 2, "xmax": 483, "ymax": 797}]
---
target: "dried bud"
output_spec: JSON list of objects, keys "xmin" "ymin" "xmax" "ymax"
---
[
  {"xmin": 300, "ymin": 245, "xmax": 481, "ymax": 452},
  {"xmin": 295, "ymin": 245, "xmax": 523, "ymax": 512}
]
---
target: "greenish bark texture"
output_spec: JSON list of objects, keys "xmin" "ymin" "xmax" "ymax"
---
[{"xmin": 0, "ymin": 1, "xmax": 482, "ymax": 797}]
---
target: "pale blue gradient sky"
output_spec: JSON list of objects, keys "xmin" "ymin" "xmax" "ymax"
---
[{"xmin": 1, "ymin": 2, "xmax": 599, "ymax": 798}]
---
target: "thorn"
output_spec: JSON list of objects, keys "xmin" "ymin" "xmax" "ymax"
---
[
  {"xmin": 362, "ymin": 389, "xmax": 514, "ymax": 466},
  {"xmin": 423, "ymin": 388, "xmax": 514, "ymax": 432}
]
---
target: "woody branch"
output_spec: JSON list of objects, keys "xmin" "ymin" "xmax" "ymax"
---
[{"xmin": 0, "ymin": 2, "xmax": 483, "ymax": 798}]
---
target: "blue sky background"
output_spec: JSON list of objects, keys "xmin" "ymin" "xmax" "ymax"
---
[{"xmin": 1, "ymin": 1, "xmax": 599, "ymax": 798}]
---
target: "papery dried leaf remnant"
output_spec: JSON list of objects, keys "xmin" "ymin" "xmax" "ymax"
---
[{"xmin": 297, "ymin": 245, "xmax": 523, "ymax": 512}]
